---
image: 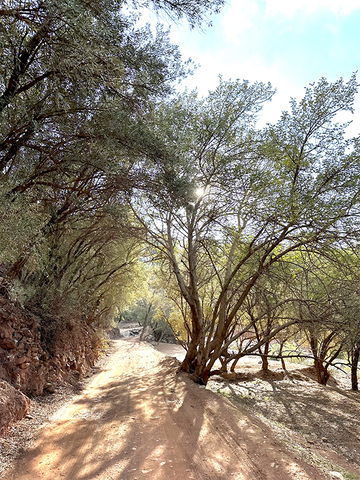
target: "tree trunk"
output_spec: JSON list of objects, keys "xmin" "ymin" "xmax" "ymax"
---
[
  {"xmin": 309, "ymin": 335, "xmax": 329, "ymax": 385},
  {"xmin": 279, "ymin": 342, "xmax": 287, "ymax": 372},
  {"xmin": 219, "ymin": 356, "xmax": 228, "ymax": 374},
  {"xmin": 261, "ymin": 341, "xmax": 270, "ymax": 372},
  {"xmin": 351, "ymin": 347, "xmax": 360, "ymax": 391},
  {"xmin": 230, "ymin": 357, "xmax": 240, "ymax": 372},
  {"xmin": 140, "ymin": 303, "xmax": 152, "ymax": 341},
  {"xmin": 313, "ymin": 358, "xmax": 330, "ymax": 385},
  {"xmin": 180, "ymin": 336, "xmax": 200, "ymax": 374},
  {"xmin": 180, "ymin": 342, "xmax": 214, "ymax": 385}
]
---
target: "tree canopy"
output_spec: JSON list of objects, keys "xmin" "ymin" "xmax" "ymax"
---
[
  {"xmin": 0, "ymin": 0, "xmax": 224, "ymax": 332},
  {"xmin": 2, "ymin": 0, "xmax": 360, "ymax": 389},
  {"xmin": 132, "ymin": 75, "xmax": 360, "ymax": 384}
]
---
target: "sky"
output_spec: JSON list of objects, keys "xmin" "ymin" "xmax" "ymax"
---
[{"xmin": 140, "ymin": 0, "xmax": 360, "ymax": 136}]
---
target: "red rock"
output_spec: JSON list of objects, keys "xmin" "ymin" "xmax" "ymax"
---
[
  {"xmin": 20, "ymin": 328, "xmax": 33, "ymax": 337},
  {"xmin": 15, "ymin": 356, "xmax": 28, "ymax": 365},
  {"xmin": 0, "ymin": 338, "xmax": 17, "ymax": 350},
  {"xmin": 0, "ymin": 295, "xmax": 99, "ymax": 397},
  {"xmin": 19, "ymin": 363, "xmax": 30, "ymax": 370},
  {"xmin": 0, "ymin": 380, "xmax": 31, "ymax": 435}
]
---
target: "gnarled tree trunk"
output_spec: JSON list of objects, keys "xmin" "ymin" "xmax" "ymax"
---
[
  {"xmin": 351, "ymin": 346, "xmax": 360, "ymax": 391},
  {"xmin": 260, "ymin": 341, "xmax": 270, "ymax": 372},
  {"xmin": 313, "ymin": 358, "xmax": 330, "ymax": 385}
]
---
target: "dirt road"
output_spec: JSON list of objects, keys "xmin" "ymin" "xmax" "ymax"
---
[{"xmin": 5, "ymin": 339, "xmax": 327, "ymax": 480}]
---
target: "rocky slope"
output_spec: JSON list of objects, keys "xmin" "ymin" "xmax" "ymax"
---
[{"xmin": 0, "ymin": 291, "xmax": 101, "ymax": 434}]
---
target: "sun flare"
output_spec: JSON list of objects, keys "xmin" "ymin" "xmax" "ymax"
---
[{"xmin": 195, "ymin": 187, "xmax": 205, "ymax": 197}]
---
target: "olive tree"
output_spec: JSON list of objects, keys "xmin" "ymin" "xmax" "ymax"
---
[{"xmin": 133, "ymin": 75, "xmax": 360, "ymax": 384}]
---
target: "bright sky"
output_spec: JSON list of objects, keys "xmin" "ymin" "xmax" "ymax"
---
[{"xmin": 141, "ymin": 0, "xmax": 360, "ymax": 136}]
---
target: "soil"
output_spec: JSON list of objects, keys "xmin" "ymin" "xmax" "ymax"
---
[{"xmin": 1, "ymin": 338, "xmax": 360, "ymax": 480}]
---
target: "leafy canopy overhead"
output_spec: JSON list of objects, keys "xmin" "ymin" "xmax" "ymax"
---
[{"xmin": 0, "ymin": 0, "xmax": 225, "ymax": 325}]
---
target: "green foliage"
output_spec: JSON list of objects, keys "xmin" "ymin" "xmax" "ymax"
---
[
  {"xmin": 0, "ymin": 186, "xmax": 47, "ymax": 264},
  {"xmin": 122, "ymin": 270, "xmax": 179, "ymax": 342},
  {"xmin": 0, "ymin": 0, "xmax": 211, "ymax": 333},
  {"xmin": 2, "ymin": 0, "xmax": 360, "ymax": 387},
  {"xmin": 343, "ymin": 472, "xmax": 359, "ymax": 480},
  {"xmin": 136, "ymin": 74, "xmax": 360, "ymax": 383}
]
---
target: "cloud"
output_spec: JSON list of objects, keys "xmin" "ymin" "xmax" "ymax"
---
[
  {"xmin": 264, "ymin": 0, "xmax": 360, "ymax": 16},
  {"xmin": 223, "ymin": 0, "xmax": 360, "ymax": 35},
  {"xmin": 222, "ymin": 1, "xmax": 260, "ymax": 42}
]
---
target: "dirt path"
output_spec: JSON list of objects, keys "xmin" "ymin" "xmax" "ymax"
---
[{"xmin": 4, "ymin": 339, "xmax": 331, "ymax": 480}]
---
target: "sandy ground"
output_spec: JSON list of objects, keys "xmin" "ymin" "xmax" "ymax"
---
[{"xmin": 2, "ymin": 339, "xmax": 358, "ymax": 480}]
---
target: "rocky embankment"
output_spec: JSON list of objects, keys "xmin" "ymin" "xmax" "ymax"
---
[{"xmin": 0, "ymin": 293, "xmax": 100, "ymax": 435}]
